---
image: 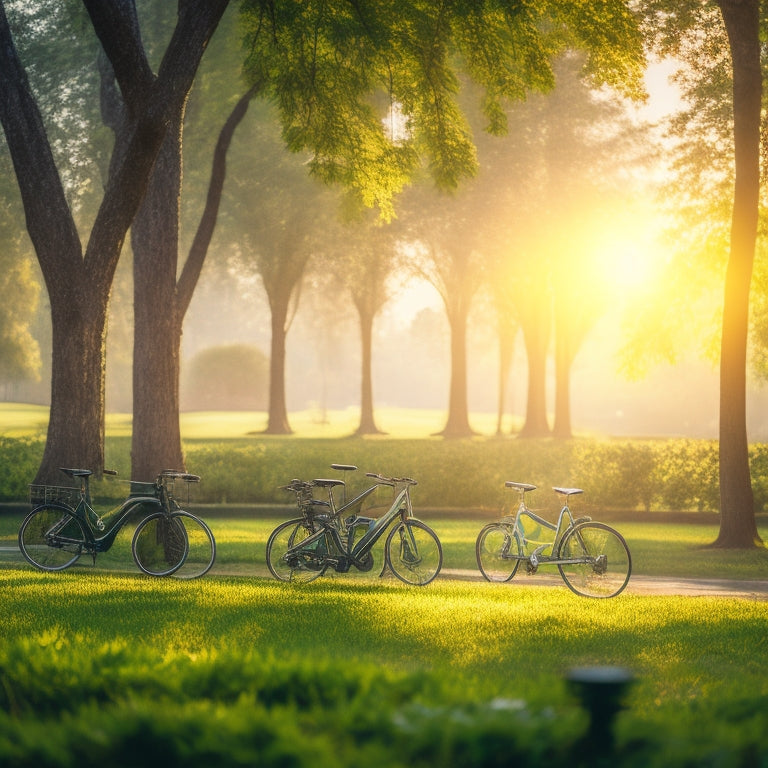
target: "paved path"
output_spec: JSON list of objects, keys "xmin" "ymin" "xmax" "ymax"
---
[
  {"xmin": 3, "ymin": 546, "xmax": 766, "ymax": 598},
  {"xmin": 440, "ymin": 568, "xmax": 768, "ymax": 598}
]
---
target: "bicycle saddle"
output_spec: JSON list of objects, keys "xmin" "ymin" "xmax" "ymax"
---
[
  {"xmin": 505, "ymin": 481, "xmax": 537, "ymax": 492},
  {"xmin": 59, "ymin": 468, "xmax": 92, "ymax": 478},
  {"xmin": 553, "ymin": 487, "xmax": 583, "ymax": 496},
  {"xmin": 314, "ymin": 478, "xmax": 345, "ymax": 488},
  {"xmin": 331, "ymin": 464, "xmax": 357, "ymax": 472}
]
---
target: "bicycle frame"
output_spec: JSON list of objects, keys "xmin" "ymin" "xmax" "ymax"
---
[
  {"xmin": 287, "ymin": 482, "xmax": 413, "ymax": 571},
  {"xmin": 49, "ymin": 493, "xmax": 162, "ymax": 557}
]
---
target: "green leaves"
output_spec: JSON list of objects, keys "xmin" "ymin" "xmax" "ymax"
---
[{"xmin": 240, "ymin": 0, "xmax": 645, "ymax": 216}]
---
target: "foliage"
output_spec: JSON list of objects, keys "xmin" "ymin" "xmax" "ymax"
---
[
  {"xmin": 0, "ymin": 428, "xmax": 765, "ymax": 513},
  {"xmin": 0, "ymin": 572, "xmax": 766, "ymax": 767},
  {"xmin": 240, "ymin": 0, "xmax": 645, "ymax": 219},
  {"xmin": 182, "ymin": 344, "xmax": 269, "ymax": 411}
]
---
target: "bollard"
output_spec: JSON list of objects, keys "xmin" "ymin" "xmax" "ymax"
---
[{"xmin": 566, "ymin": 666, "xmax": 634, "ymax": 762}]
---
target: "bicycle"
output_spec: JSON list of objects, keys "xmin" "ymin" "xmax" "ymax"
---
[
  {"xmin": 266, "ymin": 469, "xmax": 443, "ymax": 586},
  {"xmin": 18, "ymin": 468, "xmax": 216, "ymax": 578},
  {"xmin": 475, "ymin": 482, "xmax": 631, "ymax": 598}
]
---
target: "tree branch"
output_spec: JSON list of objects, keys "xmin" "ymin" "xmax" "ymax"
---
[{"xmin": 177, "ymin": 83, "xmax": 260, "ymax": 317}]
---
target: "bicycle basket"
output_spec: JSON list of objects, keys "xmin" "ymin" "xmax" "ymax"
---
[
  {"xmin": 29, "ymin": 484, "xmax": 79, "ymax": 506},
  {"xmin": 129, "ymin": 481, "xmax": 158, "ymax": 497}
]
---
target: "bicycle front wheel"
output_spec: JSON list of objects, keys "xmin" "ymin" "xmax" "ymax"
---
[
  {"xmin": 557, "ymin": 522, "xmax": 631, "ymax": 598},
  {"xmin": 266, "ymin": 518, "xmax": 325, "ymax": 583},
  {"xmin": 476, "ymin": 523, "xmax": 522, "ymax": 582},
  {"xmin": 133, "ymin": 511, "xmax": 216, "ymax": 579},
  {"xmin": 385, "ymin": 519, "xmax": 442, "ymax": 586},
  {"xmin": 18, "ymin": 504, "xmax": 87, "ymax": 572}
]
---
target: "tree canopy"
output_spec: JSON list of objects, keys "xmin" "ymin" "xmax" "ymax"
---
[{"xmin": 240, "ymin": 0, "xmax": 646, "ymax": 218}]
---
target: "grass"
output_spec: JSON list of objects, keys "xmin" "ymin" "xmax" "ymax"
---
[
  {"xmin": 0, "ymin": 567, "xmax": 766, "ymax": 766},
  {"xmin": 3, "ymin": 511, "xmax": 768, "ymax": 580}
]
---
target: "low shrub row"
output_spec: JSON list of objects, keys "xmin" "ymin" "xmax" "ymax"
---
[
  {"xmin": 4, "ymin": 434, "xmax": 768, "ymax": 513},
  {"xmin": 0, "ymin": 633, "xmax": 764, "ymax": 768}
]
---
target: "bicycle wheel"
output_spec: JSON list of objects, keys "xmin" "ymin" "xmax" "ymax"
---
[
  {"xmin": 266, "ymin": 518, "xmax": 325, "ymax": 583},
  {"xmin": 18, "ymin": 504, "xmax": 88, "ymax": 572},
  {"xmin": 384, "ymin": 519, "xmax": 442, "ymax": 586},
  {"xmin": 557, "ymin": 522, "xmax": 631, "ymax": 598},
  {"xmin": 476, "ymin": 523, "xmax": 522, "ymax": 582},
  {"xmin": 132, "ymin": 512, "xmax": 188, "ymax": 576},
  {"xmin": 133, "ymin": 511, "xmax": 216, "ymax": 579}
]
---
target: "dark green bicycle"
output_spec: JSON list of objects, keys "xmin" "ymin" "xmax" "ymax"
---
[{"xmin": 18, "ymin": 468, "xmax": 215, "ymax": 578}]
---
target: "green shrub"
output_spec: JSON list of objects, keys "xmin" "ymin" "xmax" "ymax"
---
[{"xmin": 4, "ymin": 434, "xmax": 768, "ymax": 513}]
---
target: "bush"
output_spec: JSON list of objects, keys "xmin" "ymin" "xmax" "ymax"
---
[
  {"xmin": 181, "ymin": 345, "xmax": 268, "ymax": 412},
  {"xmin": 3, "ymin": 434, "xmax": 768, "ymax": 513}
]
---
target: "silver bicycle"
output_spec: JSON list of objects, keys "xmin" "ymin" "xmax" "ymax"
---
[{"xmin": 476, "ymin": 482, "xmax": 631, "ymax": 598}]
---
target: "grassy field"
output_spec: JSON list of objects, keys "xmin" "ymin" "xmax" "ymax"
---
[
  {"xmin": 0, "ymin": 565, "xmax": 766, "ymax": 767},
  {"xmin": 2, "ymin": 404, "xmax": 768, "ymax": 765}
]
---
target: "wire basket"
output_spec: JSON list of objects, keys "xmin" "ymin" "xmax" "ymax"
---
[{"xmin": 29, "ymin": 484, "xmax": 79, "ymax": 506}]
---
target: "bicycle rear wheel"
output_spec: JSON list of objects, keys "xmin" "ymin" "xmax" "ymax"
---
[
  {"xmin": 132, "ymin": 511, "xmax": 216, "ymax": 578},
  {"xmin": 18, "ymin": 504, "xmax": 87, "ymax": 572},
  {"xmin": 384, "ymin": 519, "xmax": 442, "ymax": 586},
  {"xmin": 557, "ymin": 522, "xmax": 631, "ymax": 598},
  {"xmin": 476, "ymin": 523, "xmax": 522, "ymax": 582},
  {"xmin": 266, "ymin": 518, "xmax": 325, "ymax": 583}
]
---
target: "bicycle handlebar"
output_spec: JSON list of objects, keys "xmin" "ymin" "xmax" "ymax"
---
[{"xmin": 159, "ymin": 470, "xmax": 200, "ymax": 483}]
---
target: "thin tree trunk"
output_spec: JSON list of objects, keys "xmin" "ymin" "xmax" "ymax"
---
[
  {"xmin": 518, "ymin": 301, "xmax": 551, "ymax": 439},
  {"xmin": 714, "ymin": 0, "xmax": 762, "ymax": 547},
  {"xmin": 355, "ymin": 306, "xmax": 384, "ymax": 435},
  {"xmin": 438, "ymin": 305, "xmax": 475, "ymax": 437},
  {"xmin": 552, "ymin": 318, "xmax": 574, "ymax": 439},
  {"xmin": 265, "ymin": 294, "xmax": 293, "ymax": 435},
  {"xmin": 495, "ymin": 318, "xmax": 516, "ymax": 436}
]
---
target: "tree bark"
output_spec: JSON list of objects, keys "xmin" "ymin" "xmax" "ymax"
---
[
  {"xmin": 713, "ymin": 0, "xmax": 762, "ymax": 547},
  {"xmin": 131, "ymin": 118, "xmax": 185, "ymax": 481},
  {"xmin": 552, "ymin": 329, "xmax": 574, "ymax": 439}
]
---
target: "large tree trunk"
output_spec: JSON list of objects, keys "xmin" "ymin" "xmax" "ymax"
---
[
  {"xmin": 38, "ymin": 295, "xmax": 108, "ymax": 481},
  {"xmin": 131, "ymin": 119, "xmax": 185, "ymax": 481},
  {"xmin": 130, "ymin": 88, "xmax": 255, "ymax": 479},
  {"xmin": 714, "ymin": 0, "xmax": 762, "ymax": 548},
  {"xmin": 355, "ymin": 306, "xmax": 384, "ymax": 435}
]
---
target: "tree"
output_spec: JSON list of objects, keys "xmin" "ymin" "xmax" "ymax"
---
[
  {"xmin": 223, "ymin": 99, "xmax": 339, "ymax": 435},
  {"xmin": 640, "ymin": 0, "xmax": 764, "ymax": 547},
  {"xmin": 321, "ymin": 214, "xmax": 402, "ymax": 435},
  {"xmin": 0, "ymin": 0, "xmax": 229, "ymax": 483}
]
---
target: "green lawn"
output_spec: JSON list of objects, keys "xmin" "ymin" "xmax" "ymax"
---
[
  {"xmin": 3, "ymin": 510, "xmax": 768, "ymax": 581},
  {"xmin": 0, "ymin": 566, "xmax": 766, "ymax": 767}
]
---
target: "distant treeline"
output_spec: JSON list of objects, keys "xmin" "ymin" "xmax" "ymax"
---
[{"xmin": 4, "ymin": 436, "xmax": 768, "ymax": 514}]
